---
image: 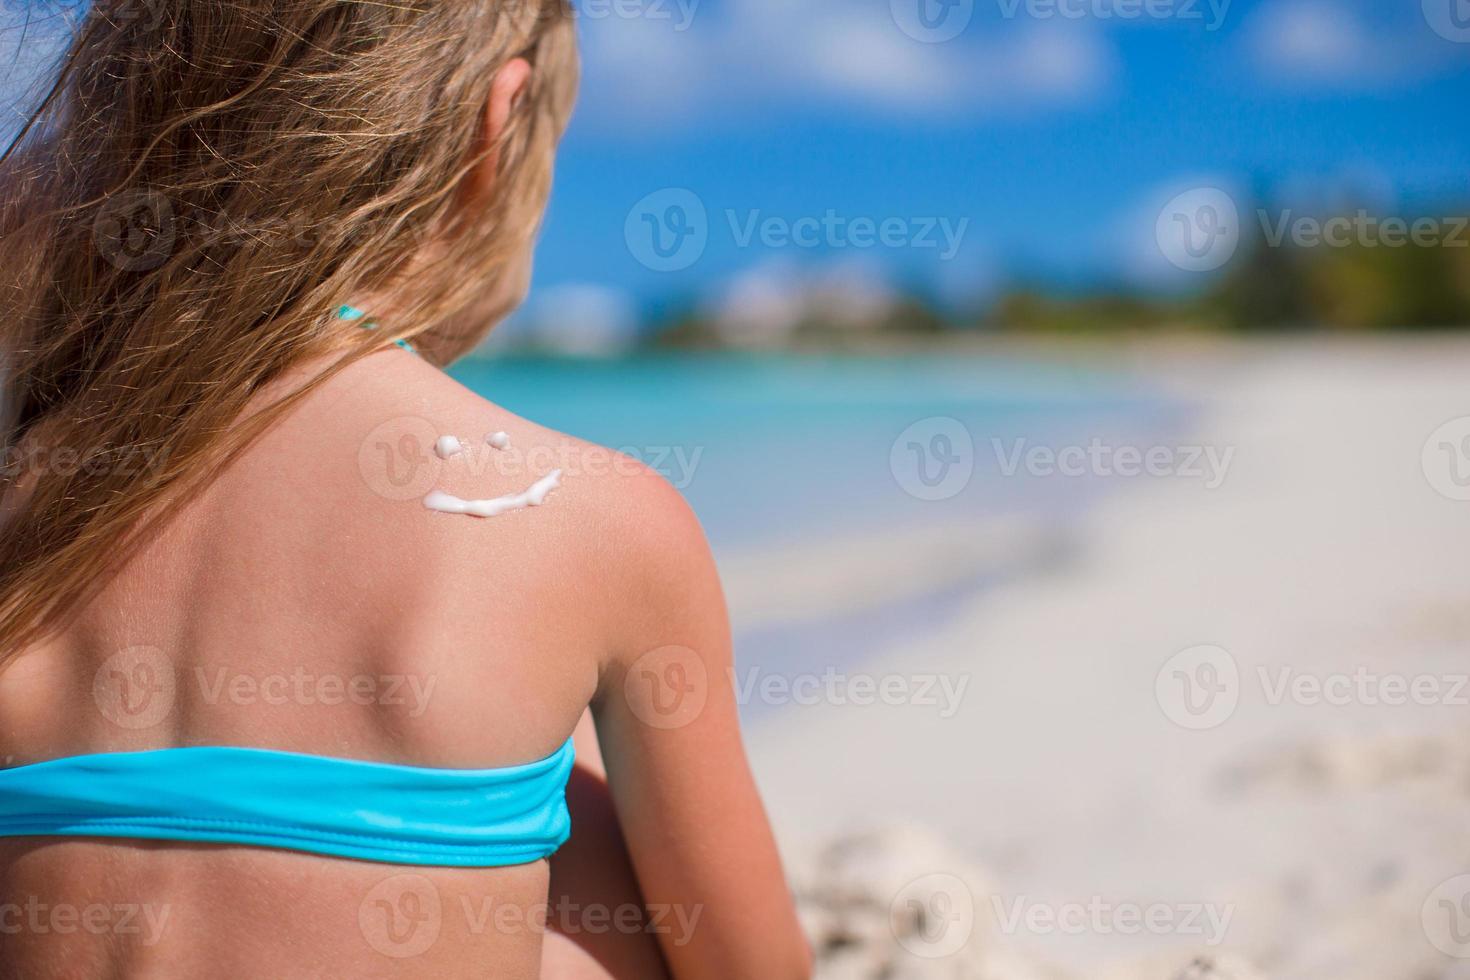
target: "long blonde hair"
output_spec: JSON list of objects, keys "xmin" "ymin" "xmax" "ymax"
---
[{"xmin": 0, "ymin": 0, "xmax": 579, "ymax": 655}]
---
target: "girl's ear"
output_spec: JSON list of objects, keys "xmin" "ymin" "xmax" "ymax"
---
[{"xmin": 471, "ymin": 58, "xmax": 533, "ymax": 201}]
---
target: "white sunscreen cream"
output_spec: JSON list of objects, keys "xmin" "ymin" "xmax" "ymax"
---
[
  {"xmin": 423, "ymin": 470, "xmax": 562, "ymax": 519},
  {"xmin": 434, "ymin": 435, "xmax": 464, "ymax": 460},
  {"xmin": 486, "ymin": 431, "xmax": 511, "ymax": 450}
]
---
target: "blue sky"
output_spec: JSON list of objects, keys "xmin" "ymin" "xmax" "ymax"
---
[
  {"xmin": 531, "ymin": 0, "xmax": 1470, "ymax": 323},
  {"xmin": 5, "ymin": 0, "xmax": 1469, "ymax": 334}
]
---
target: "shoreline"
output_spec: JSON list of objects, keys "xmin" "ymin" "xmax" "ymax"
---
[{"xmin": 466, "ymin": 330, "xmax": 1470, "ymax": 373}]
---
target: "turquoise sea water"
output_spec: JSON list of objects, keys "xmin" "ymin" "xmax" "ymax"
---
[
  {"xmin": 450, "ymin": 353, "xmax": 1187, "ymax": 549},
  {"xmin": 453, "ymin": 354, "xmax": 1196, "ymax": 715}
]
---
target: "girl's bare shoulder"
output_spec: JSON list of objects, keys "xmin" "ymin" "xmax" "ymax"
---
[{"xmin": 217, "ymin": 349, "xmax": 710, "ymax": 622}]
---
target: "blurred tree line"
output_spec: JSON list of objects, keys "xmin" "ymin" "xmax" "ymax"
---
[
  {"xmin": 650, "ymin": 200, "xmax": 1470, "ymax": 348},
  {"xmin": 994, "ymin": 203, "xmax": 1470, "ymax": 334}
]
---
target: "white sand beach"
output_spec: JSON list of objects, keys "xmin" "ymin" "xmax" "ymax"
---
[{"xmin": 726, "ymin": 339, "xmax": 1470, "ymax": 979}]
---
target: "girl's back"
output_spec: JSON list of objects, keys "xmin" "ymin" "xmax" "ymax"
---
[
  {"xmin": 0, "ymin": 3, "xmax": 809, "ymax": 976},
  {"xmin": 0, "ymin": 351, "xmax": 623, "ymax": 976}
]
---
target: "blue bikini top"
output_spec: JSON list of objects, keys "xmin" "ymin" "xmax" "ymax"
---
[
  {"xmin": 0, "ymin": 310, "xmax": 570, "ymax": 868},
  {"xmin": 0, "ymin": 308, "xmax": 573, "ymax": 863},
  {"xmin": 0, "ymin": 739, "xmax": 575, "ymax": 867}
]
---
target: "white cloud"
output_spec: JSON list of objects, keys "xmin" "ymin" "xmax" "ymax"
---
[
  {"xmin": 1248, "ymin": 1, "xmax": 1376, "ymax": 83},
  {"xmin": 1007, "ymin": 26, "xmax": 1119, "ymax": 97},
  {"xmin": 1244, "ymin": 0, "xmax": 1469, "ymax": 88},
  {"xmin": 492, "ymin": 283, "xmax": 642, "ymax": 355},
  {"xmin": 575, "ymin": 0, "xmax": 1118, "ymax": 129}
]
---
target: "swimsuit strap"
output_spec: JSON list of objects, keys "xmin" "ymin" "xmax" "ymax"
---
[{"xmin": 338, "ymin": 304, "xmax": 416, "ymax": 354}]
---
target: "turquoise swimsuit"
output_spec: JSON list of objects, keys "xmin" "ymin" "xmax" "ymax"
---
[
  {"xmin": 0, "ymin": 740, "xmax": 576, "ymax": 867},
  {"xmin": 0, "ymin": 307, "xmax": 573, "ymax": 868}
]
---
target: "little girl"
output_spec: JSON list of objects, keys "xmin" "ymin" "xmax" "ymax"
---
[{"xmin": 0, "ymin": 2, "xmax": 810, "ymax": 977}]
